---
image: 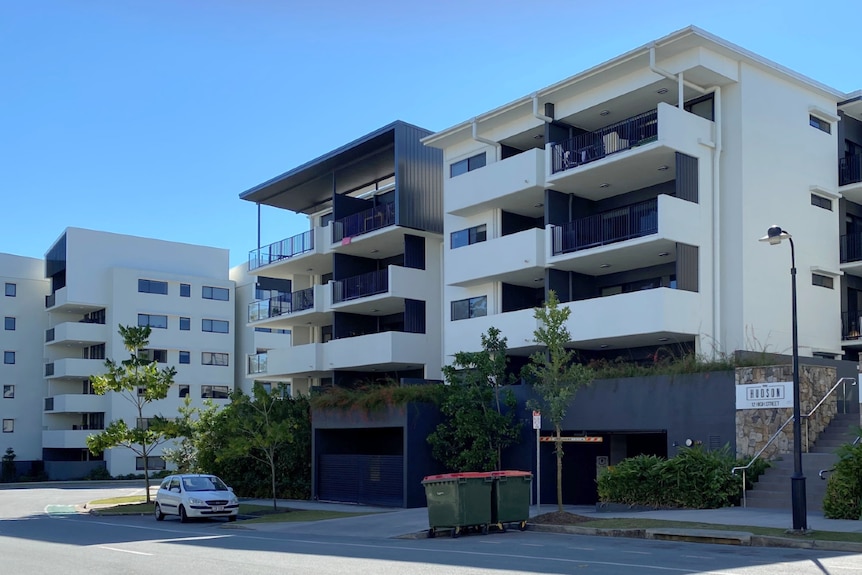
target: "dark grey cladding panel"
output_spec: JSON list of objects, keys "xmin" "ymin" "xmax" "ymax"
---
[
  {"xmin": 395, "ymin": 123, "xmax": 443, "ymax": 234},
  {"xmin": 676, "ymin": 243, "xmax": 699, "ymax": 292},
  {"xmin": 675, "ymin": 152, "xmax": 698, "ymax": 203}
]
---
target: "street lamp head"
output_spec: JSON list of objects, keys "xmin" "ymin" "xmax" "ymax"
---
[{"xmin": 760, "ymin": 225, "xmax": 791, "ymax": 246}]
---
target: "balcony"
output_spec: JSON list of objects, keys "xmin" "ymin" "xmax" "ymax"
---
[
  {"xmin": 44, "ymin": 286, "xmax": 104, "ymax": 313},
  {"xmin": 840, "ymin": 233, "xmax": 862, "ymax": 277},
  {"xmin": 247, "ymin": 227, "xmax": 331, "ymax": 278},
  {"xmin": 249, "ymin": 285, "xmax": 332, "ymax": 329},
  {"xmin": 546, "ymin": 103, "xmax": 712, "ymax": 197},
  {"xmin": 43, "ymin": 394, "xmax": 107, "ymax": 413},
  {"xmin": 45, "ymin": 358, "xmax": 106, "ymax": 380},
  {"xmin": 333, "ymin": 203, "xmax": 396, "ymax": 242},
  {"xmin": 45, "ymin": 321, "xmax": 108, "ymax": 347},
  {"xmin": 840, "ymin": 154, "xmax": 862, "ymax": 187},
  {"xmin": 264, "ymin": 343, "xmax": 326, "ymax": 378},
  {"xmin": 447, "ymin": 228, "xmax": 546, "ymax": 287},
  {"xmin": 324, "ymin": 331, "xmax": 429, "ymax": 371},
  {"xmin": 547, "ymin": 194, "xmax": 699, "ymax": 274},
  {"xmin": 42, "ymin": 429, "xmax": 95, "ymax": 449},
  {"xmin": 446, "ymin": 148, "xmax": 546, "ymax": 217},
  {"xmin": 331, "ymin": 266, "xmax": 432, "ymax": 315}
]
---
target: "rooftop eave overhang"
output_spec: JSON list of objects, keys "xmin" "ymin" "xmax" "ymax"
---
[
  {"xmin": 422, "ymin": 26, "xmax": 846, "ymax": 150},
  {"xmin": 840, "ymin": 91, "xmax": 862, "ymax": 122}
]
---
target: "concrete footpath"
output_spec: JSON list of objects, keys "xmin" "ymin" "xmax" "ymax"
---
[{"xmin": 238, "ymin": 499, "xmax": 862, "ymax": 552}]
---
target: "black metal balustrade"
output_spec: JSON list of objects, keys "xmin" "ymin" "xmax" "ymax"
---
[
  {"xmin": 45, "ymin": 363, "xmax": 54, "ymax": 376},
  {"xmin": 46, "ymin": 328, "xmax": 55, "ymax": 342},
  {"xmin": 332, "ymin": 203, "xmax": 396, "ymax": 242},
  {"xmin": 840, "ymin": 232, "xmax": 862, "ymax": 263},
  {"xmin": 332, "ymin": 269, "xmax": 389, "ymax": 303},
  {"xmin": 552, "ymin": 198, "xmax": 659, "ymax": 255},
  {"xmin": 841, "ymin": 311, "xmax": 862, "ymax": 340},
  {"xmin": 247, "ymin": 287, "xmax": 316, "ymax": 322},
  {"xmin": 248, "ymin": 230, "xmax": 314, "ymax": 271},
  {"xmin": 839, "ymin": 154, "xmax": 862, "ymax": 187},
  {"xmin": 551, "ymin": 110, "xmax": 659, "ymax": 173},
  {"xmin": 44, "ymin": 397, "xmax": 54, "ymax": 411},
  {"xmin": 45, "ymin": 293, "xmax": 55, "ymax": 308}
]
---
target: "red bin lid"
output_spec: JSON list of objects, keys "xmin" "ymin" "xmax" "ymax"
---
[
  {"xmin": 422, "ymin": 471, "xmax": 493, "ymax": 481},
  {"xmin": 490, "ymin": 470, "xmax": 533, "ymax": 477}
]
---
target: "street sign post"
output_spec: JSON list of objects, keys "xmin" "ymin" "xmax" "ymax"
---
[{"xmin": 533, "ymin": 411, "xmax": 540, "ymax": 513}]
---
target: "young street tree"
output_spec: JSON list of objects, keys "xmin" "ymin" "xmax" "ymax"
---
[
  {"xmin": 220, "ymin": 385, "xmax": 303, "ymax": 511},
  {"xmin": 524, "ymin": 291, "xmax": 593, "ymax": 512},
  {"xmin": 428, "ymin": 327, "xmax": 521, "ymax": 472},
  {"xmin": 87, "ymin": 325, "xmax": 177, "ymax": 502}
]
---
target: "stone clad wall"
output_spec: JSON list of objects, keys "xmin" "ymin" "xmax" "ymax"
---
[{"xmin": 735, "ymin": 365, "xmax": 838, "ymax": 460}]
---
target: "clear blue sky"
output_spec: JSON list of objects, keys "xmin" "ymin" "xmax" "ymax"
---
[{"xmin": 2, "ymin": 1, "xmax": 858, "ymax": 268}]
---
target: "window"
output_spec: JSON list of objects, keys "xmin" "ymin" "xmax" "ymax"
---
[
  {"xmin": 138, "ymin": 314, "xmax": 168, "ymax": 329},
  {"xmin": 202, "ymin": 385, "xmax": 230, "ymax": 399},
  {"xmin": 450, "ymin": 224, "xmax": 487, "ymax": 249},
  {"xmin": 179, "ymin": 317, "xmax": 190, "ymax": 331},
  {"xmin": 451, "ymin": 296, "xmax": 487, "ymax": 321},
  {"xmin": 138, "ymin": 279, "xmax": 168, "ymax": 295},
  {"xmin": 83, "ymin": 344, "xmax": 105, "ymax": 360},
  {"xmin": 178, "ymin": 384, "xmax": 190, "ymax": 398},
  {"xmin": 255, "ymin": 327, "xmax": 289, "ymax": 334},
  {"xmin": 4, "ymin": 283, "xmax": 15, "ymax": 297},
  {"xmin": 2, "ymin": 419, "xmax": 12, "ymax": 433},
  {"xmin": 136, "ymin": 456, "xmax": 166, "ymax": 471},
  {"xmin": 202, "ymin": 319, "xmax": 229, "ymax": 333},
  {"xmin": 811, "ymin": 194, "xmax": 832, "ymax": 211},
  {"xmin": 4, "ymin": 317, "xmax": 14, "ymax": 331},
  {"xmin": 202, "ymin": 352, "xmax": 229, "ymax": 366},
  {"xmin": 684, "ymin": 93, "xmax": 714, "ymax": 121},
  {"xmin": 139, "ymin": 349, "xmax": 168, "ymax": 363},
  {"xmin": 202, "ymin": 286, "xmax": 229, "ymax": 301},
  {"xmin": 812, "ymin": 273, "xmax": 834, "ymax": 289},
  {"xmin": 3, "ymin": 351, "xmax": 14, "ymax": 365},
  {"xmin": 180, "ymin": 283, "xmax": 191, "ymax": 297},
  {"xmin": 810, "ymin": 115, "xmax": 831, "ymax": 134},
  {"xmin": 179, "ymin": 351, "xmax": 190, "ymax": 364},
  {"xmin": 450, "ymin": 152, "xmax": 486, "ymax": 178},
  {"xmin": 137, "ymin": 386, "xmax": 146, "ymax": 396},
  {"xmin": 2, "ymin": 385, "xmax": 13, "ymax": 399}
]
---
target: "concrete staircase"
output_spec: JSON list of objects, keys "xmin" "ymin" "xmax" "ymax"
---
[{"xmin": 743, "ymin": 413, "xmax": 860, "ymax": 511}]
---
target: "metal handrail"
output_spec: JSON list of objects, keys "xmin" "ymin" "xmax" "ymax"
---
[
  {"xmin": 732, "ymin": 376, "xmax": 857, "ymax": 508},
  {"xmin": 732, "ymin": 416, "xmax": 794, "ymax": 508},
  {"xmin": 804, "ymin": 377, "xmax": 857, "ymax": 451},
  {"xmin": 819, "ymin": 436, "xmax": 862, "ymax": 480}
]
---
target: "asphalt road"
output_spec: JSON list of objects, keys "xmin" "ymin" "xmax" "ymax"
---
[{"xmin": 2, "ymin": 486, "xmax": 862, "ymax": 574}]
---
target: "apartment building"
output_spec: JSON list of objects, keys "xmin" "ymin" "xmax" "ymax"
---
[
  {"xmin": 42, "ymin": 228, "xmax": 235, "ymax": 477},
  {"xmin": 239, "ymin": 120, "xmax": 444, "ymax": 506},
  {"xmin": 838, "ymin": 91, "xmax": 862, "ymax": 355},
  {"xmin": 424, "ymin": 26, "xmax": 857, "ymax": 367},
  {"xmin": 0, "ymin": 254, "xmax": 50, "ymax": 467}
]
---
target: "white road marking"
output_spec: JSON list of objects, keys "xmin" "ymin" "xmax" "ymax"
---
[
  {"xmin": 568, "ymin": 546, "xmax": 595, "ymax": 551},
  {"xmin": 521, "ymin": 543, "xmax": 544, "ymax": 547},
  {"xmin": 621, "ymin": 550, "xmax": 651, "ymax": 555},
  {"xmin": 683, "ymin": 555, "xmax": 712, "ymax": 559},
  {"xmin": 148, "ymin": 535, "xmax": 232, "ymax": 544},
  {"xmin": 96, "ymin": 546, "xmax": 152, "ymax": 556}
]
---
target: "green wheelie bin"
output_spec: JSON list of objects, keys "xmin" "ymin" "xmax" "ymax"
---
[
  {"xmin": 422, "ymin": 472, "xmax": 494, "ymax": 538},
  {"xmin": 491, "ymin": 470, "xmax": 532, "ymax": 532}
]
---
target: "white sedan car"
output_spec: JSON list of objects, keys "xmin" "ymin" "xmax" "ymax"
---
[{"xmin": 154, "ymin": 474, "xmax": 239, "ymax": 522}]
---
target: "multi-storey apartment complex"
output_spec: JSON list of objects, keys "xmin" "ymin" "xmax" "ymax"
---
[
  {"xmin": 424, "ymin": 26, "xmax": 857, "ymax": 367},
  {"xmin": 41, "ymin": 228, "xmax": 235, "ymax": 477},
  {"xmin": 239, "ymin": 121, "xmax": 444, "ymax": 506},
  {"xmin": 0, "ymin": 254, "xmax": 50, "ymax": 467}
]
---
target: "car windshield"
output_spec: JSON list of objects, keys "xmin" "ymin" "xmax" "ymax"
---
[{"xmin": 182, "ymin": 476, "xmax": 228, "ymax": 492}]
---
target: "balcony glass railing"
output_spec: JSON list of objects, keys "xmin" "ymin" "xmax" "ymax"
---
[
  {"xmin": 551, "ymin": 198, "xmax": 659, "ymax": 255},
  {"xmin": 332, "ymin": 203, "xmax": 396, "ymax": 242},
  {"xmin": 839, "ymin": 154, "xmax": 862, "ymax": 187},
  {"xmin": 45, "ymin": 293, "xmax": 56, "ymax": 308},
  {"xmin": 247, "ymin": 287, "xmax": 315, "ymax": 322},
  {"xmin": 552, "ymin": 110, "xmax": 659, "ymax": 174},
  {"xmin": 248, "ymin": 230, "xmax": 314, "ymax": 271},
  {"xmin": 248, "ymin": 353, "xmax": 267, "ymax": 375},
  {"xmin": 332, "ymin": 269, "xmax": 389, "ymax": 303}
]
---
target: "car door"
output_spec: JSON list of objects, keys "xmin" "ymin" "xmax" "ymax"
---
[{"xmin": 161, "ymin": 476, "xmax": 182, "ymax": 514}]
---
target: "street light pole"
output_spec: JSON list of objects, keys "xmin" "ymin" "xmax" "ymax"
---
[{"xmin": 760, "ymin": 225, "xmax": 807, "ymax": 532}]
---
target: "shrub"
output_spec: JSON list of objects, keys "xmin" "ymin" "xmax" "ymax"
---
[
  {"xmin": 86, "ymin": 466, "xmax": 112, "ymax": 480},
  {"xmin": 823, "ymin": 437, "xmax": 862, "ymax": 520},
  {"xmin": 597, "ymin": 445, "xmax": 768, "ymax": 509}
]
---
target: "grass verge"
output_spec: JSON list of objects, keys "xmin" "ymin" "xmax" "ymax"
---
[{"xmin": 89, "ymin": 499, "xmax": 369, "ymax": 523}]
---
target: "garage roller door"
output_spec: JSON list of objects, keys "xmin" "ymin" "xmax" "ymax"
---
[{"xmin": 318, "ymin": 454, "xmax": 403, "ymax": 507}]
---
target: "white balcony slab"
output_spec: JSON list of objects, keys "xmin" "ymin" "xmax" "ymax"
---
[
  {"xmin": 446, "ymin": 148, "xmax": 546, "ymax": 217},
  {"xmin": 47, "ymin": 358, "xmax": 107, "ymax": 380},
  {"xmin": 250, "ymin": 226, "xmax": 331, "ymax": 279},
  {"xmin": 447, "ymin": 228, "xmax": 546, "ymax": 287},
  {"xmin": 324, "ymin": 332, "xmax": 430, "ymax": 371},
  {"xmin": 265, "ymin": 343, "xmax": 325, "ymax": 378},
  {"xmin": 42, "ymin": 429, "xmax": 93, "ymax": 449},
  {"xmin": 47, "ymin": 322, "xmax": 108, "ymax": 347},
  {"xmin": 45, "ymin": 394, "xmax": 108, "ymax": 413},
  {"xmin": 330, "ymin": 266, "xmax": 432, "ymax": 316}
]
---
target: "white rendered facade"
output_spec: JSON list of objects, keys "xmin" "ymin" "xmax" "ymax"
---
[
  {"xmin": 425, "ymin": 27, "xmax": 855, "ymax": 365},
  {"xmin": 0, "ymin": 254, "xmax": 50, "ymax": 462},
  {"xmin": 43, "ymin": 228, "xmax": 234, "ymax": 476}
]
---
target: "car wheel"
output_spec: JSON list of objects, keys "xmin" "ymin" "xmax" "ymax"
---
[
  {"xmin": 228, "ymin": 514, "xmax": 237, "ymax": 522},
  {"xmin": 179, "ymin": 505, "xmax": 188, "ymax": 523},
  {"xmin": 154, "ymin": 503, "xmax": 164, "ymax": 521}
]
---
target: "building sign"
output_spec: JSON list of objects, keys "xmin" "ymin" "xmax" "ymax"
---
[{"xmin": 736, "ymin": 381, "xmax": 793, "ymax": 410}]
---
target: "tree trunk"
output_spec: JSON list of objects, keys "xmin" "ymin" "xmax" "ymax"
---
[
  {"xmin": 142, "ymin": 440, "xmax": 151, "ymax": 503},
  {"xmin": 555, "ymin": 424, "xmax": 563, "ymax": 512},
  {"xmin": 269, "ymin": 452, "xmax": 278, "ymax": 512}
]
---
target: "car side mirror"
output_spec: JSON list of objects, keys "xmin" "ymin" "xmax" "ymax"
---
[{"xmin": 228, "ymin": 486, "xmax": 234, "ymax": 492}]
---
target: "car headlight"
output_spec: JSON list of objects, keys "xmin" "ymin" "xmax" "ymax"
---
[
  {"xmin": 188, "ymin": 498, "xmax": 205, "ymax": 506},
  {"xmin": 228, "ymin": 495, "xmax": 238, "ymax": 505}
]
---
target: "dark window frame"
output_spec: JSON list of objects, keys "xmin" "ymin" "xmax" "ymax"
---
[
  {"xmin": 179, "ymin": 317, "xmax": 191, "ymax": 331},
  {"xmin": 2, "ymin": 419, "xmax": 12, "ymax": 433},
  {"xmin": 3, "ymin": 351, "xmax": 15, "ymax": 365},
  {"xmin": 179, "ymin": 384, "xmax": 190, "ymax": 398},
  {"xmin": 4, "ymin": 283, "xmax": 16, "ymax": 297},
  {"xmin": 449, "ymin": 152, "xmax": 487, "ymax": 178},
  {"xmin": 2, "ymin": 385, "xmax": 13, "ymax": 399},
  {"xmin": 202, "ymin": 352, "xmax": 229, "ymax": 366},
  {"xmin": 138, "ymin": 314, "xmax": 168, "ymax": 329},
  {"xmin": 202, "ymin": 286, "xmax": 230, "ymax": 301},
  {"xmin": 4, "ymin": 317, "xmax": 15, "ymax": 331},
  {"xmin": 180, "ymin": 283, "xmax": 191, "ymax": 298},
  {"xmin": 202, "ymin": 319, "xmax": 229, "ymax": 333},
  {"xmin": 809, "ymin": 114, "xmax": 831, "ymax": 134},
  {"xmin": 451, "ymin": 295, "xmax": 488, "ymax": 321},
  {"xmin": 138, "ymin": 279, "xmax": 168, "ymax": 295},
  {"xmin": 811, "ymin": 194, "xmax": 832, "ymax": 211},
  {"xmin": 179, "ymin": 351, "xmax": 190, "ymax": 364},
  {"xmin": 812, "ymin": 273, "xmax": 834, "ymax": 289},
  {"xmin": 450, "ymin": 224, "xmax": 488, "ymax": 249},
  {"xmin": 201, "ymin": 385, "xmax": 230, "ymax": 399}
]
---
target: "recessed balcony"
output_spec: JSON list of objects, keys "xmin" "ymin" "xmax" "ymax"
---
[
  {"xmin": 45, "ymin": 322, "xmax": 107, "ymax": 347},
  {"xmin": 839, "ymin": 154, "xmax": 862, "ymax": 201},
  {"xmin": 447, "ymin": 228, "xmax": 546, "ymax": 287},
  {"xmin": 43, "ymin": 393, "xmax": 107, "ymax": 413},
  {"xmin": 42, "ymin": 429, "xmax": 94, "ymax": 449},
  {"xmin": 45, "ymin": 358, "xmax": 106, "ymax": 380},
  {"xmin": 546, "ymin": 103, "xmax": 712, "ymax": 197},
  {"xmin": 249, "ymin": 284, "xmax": 332, "ymax": 329},
  {"xmin": 44, "ymin": 287, "xmax": 104, "ymax": 313},
  {"xmin": 330, "ymin": 266, "xmax": 433, "ymax": 315},
  {"xmin": 446, "ymin": 148, "xmax": 546, "ymax": 217},
  {"xmin": 547, "ymin": 194, "xmax": 699, "ymax": 275},
  {"xmin": 247, "ymin": 227, "xmax": 331, "ymax": 278}
]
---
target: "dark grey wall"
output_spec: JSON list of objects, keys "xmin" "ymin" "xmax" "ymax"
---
[
  {"xmin": 840, "ymin": 113, "xmax": 862, "ymax": 148},
  {"xmin": 395, "ymin": 123, "xmax": 443, "ymax": 234},
  {"xmin": 675, "ymin": 152, "xmax": 699, "ymax": 203}
]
